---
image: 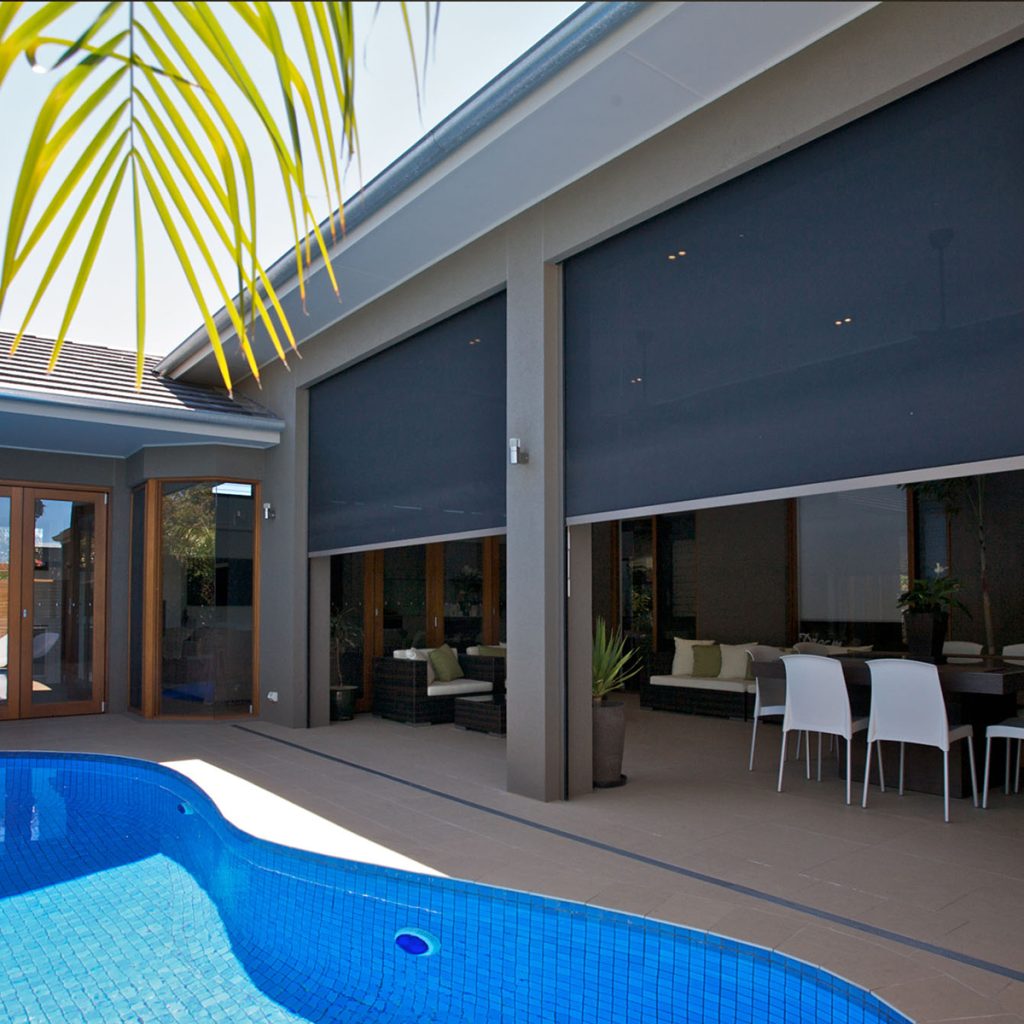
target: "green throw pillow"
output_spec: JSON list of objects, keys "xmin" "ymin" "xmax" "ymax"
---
[
  {"xmin": 429, "ymin": 644, "xmax": 463, "ymax": 683},
  {"xmin": 692, "ymin": 644, "xmax": 722, "ymax": 678},
  {"xmin": 476, "ymin": 645, "xmax": 507, "ymax": 658}
]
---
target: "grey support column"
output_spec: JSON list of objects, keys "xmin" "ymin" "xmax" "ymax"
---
[
  {"xmin": 257, "ymin": 386, "xmax": 310, "ymax": 727},
  {"xmin": 506, "ymin": 215, "xmax": 565, "ymax": 801},
  {"xmin": 567, "ymin": 523, "xmax": 594, "ymax": 796}
]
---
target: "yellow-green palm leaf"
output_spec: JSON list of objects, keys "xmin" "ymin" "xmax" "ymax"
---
[{"xmin": 0, "ymin": 1, "xmax": 437, "ymax": 393}]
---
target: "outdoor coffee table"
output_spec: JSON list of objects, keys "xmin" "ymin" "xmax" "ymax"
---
[{"xmin": 454, "ymin": 695, "xmax": 506, "ymax": 735}]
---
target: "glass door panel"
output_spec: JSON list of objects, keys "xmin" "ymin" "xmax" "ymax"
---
[
  {"xmin": 444, "ymin": 540, "xmax": 483, "ymax": 650},
  {"xmin": 382, "ymin": 545, "xmax": 426, "ymax": 651},
  {"xmin": 24, "ymin": 490, "xmax": 105, "ymax": 715},
  {"xmin": 158, "ymin": 482, "xmax": 254, "ymax": 718},
  {"xmin": 0, "ymin": 491, "xmax": 13, "ymax": 718},
  {"xmin": 330, "ymin": 552, "xmax": 365, "ymax": 697}
]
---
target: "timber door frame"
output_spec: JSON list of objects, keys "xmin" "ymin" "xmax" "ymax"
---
[{"xmin": 2, "ymin": 484, "xmax": 109, "ymax": 719}]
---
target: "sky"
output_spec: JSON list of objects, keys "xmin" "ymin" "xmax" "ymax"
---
[{"xmin": 0, "ymin": 1, "xmax": 583, "ymax": 357}]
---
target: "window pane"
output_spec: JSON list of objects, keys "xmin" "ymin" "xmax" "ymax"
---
[
  {"xmin": 129, "ymin": 488, "xmax": 145, "ymax": 711},
  {"xmin": 798, "ymin": 486, "xmax": 907, "ymax": 648},
  {"xmin": 159, "ymin": 482, "xmax": 254, "ymax": 717},
  {"xmin": 656, "ymin": 512, "xmax": 696, "ymax": 649},
  {"xmin": 382, "ymin": 545, "xmax": 426, "ymax": 651},
  {"xmin": 29, "ymin": 498, "xmax": 96, "ymax": 705},
  {"xmin": 497, "ymin": 535, "xmax": 507, "ymax": 644},
  {"xmin": 330, "ymin": 553, "xmax": 364, "ymax": 697},
  {"xmin": 620, "ymin": 518, "xmax": 654, "ymax": 662},
  {"xmin": 444, "ymin": 540, "xmax": 483, "ymax": 650},
  {"xmin": 0, "ymin": 496, "xmax": 9, "ymax": 708}
]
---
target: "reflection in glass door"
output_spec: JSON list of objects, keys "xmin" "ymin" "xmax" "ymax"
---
[
  {"xmin": 24, "ymin": 491, "xmax": 106, "ymax": 714},
  {"xmin": 0, "ymin": 491, "xmax": 13, "ymax": 719}
]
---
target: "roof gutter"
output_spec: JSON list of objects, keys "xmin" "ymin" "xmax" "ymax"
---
[{"xmin": 157, "ymin": 0, "xmax": 648, "ymax": 378}]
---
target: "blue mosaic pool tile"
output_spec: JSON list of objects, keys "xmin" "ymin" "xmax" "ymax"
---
[{"xmin": 0, "ymin": 752, "xmax": 915, "ymax": 1024}]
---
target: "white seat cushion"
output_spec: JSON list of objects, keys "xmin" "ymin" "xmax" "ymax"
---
[
  {"xmin": 427, "ymin": 679, "xmax": 493, "ymax": 697},
  {"xmin": 650, "ymin": 674, "xmax": 754, "ymax": 694}
]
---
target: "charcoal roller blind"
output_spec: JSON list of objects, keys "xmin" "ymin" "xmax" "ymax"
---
[
  {"xmin": 563, "ymin": 41, "xmax": 1024, "ymax": 521},
  {"xmin": 308, "ymin": 292, "xmax": 507, "ymax": 552}
]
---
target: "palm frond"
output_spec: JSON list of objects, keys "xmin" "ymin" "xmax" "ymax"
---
[{"xmin": 0, "ymin": 1, "xmax": 438, "ymax": 390}]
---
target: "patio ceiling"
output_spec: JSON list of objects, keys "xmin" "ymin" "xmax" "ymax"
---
[{"xmin": 160, "ymin": 1, "xmax": 877, "ymax": 386}]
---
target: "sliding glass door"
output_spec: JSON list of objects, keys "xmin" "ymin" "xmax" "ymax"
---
[{"xmin": 0, "ymin": 486, "xmax": 107, "ymax": 719}]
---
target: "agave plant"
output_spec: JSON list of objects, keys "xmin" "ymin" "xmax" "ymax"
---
[
  {"xmin": 592, "ymin": 616, "xmax": 643, "ymax": 702},
  {"xmin": 0, "ymin": 1, "xmax": 437, "ymax": 392}
]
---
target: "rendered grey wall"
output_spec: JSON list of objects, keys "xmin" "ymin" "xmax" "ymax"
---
[
  {"xmin": 226, "ymin": 3, "xmax": 1024, "ymax": 803},
  {"xmin": 695, "ymin": 502, "xmax": 790, "ymax": 647}
]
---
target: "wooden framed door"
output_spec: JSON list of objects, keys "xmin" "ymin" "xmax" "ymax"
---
[
  {"xmin": 0, "ymin": 486, "xmax": 107, "ymax": 719},
  {"xmin": 0, "ymin": 486, "xmax": 20, "ymax": 720}
]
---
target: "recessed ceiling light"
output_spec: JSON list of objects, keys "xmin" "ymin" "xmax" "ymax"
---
[
  {"xmin": 630, "ymin": 376, "xmax": 643, "ymax": 384},
  {"xmin": 468, "ymin": 337, "xmax": 480, "ymax": 346},
  {"xmin": 677, "ymin": 250, "xmax": 687, "ymax": 256},
  {"xmin": 843, "ymin": 317, "xmax": 852, "ymax": 324},
  {"xmin": 667, "ymin": 254, "xmax": 676, "ymax": 261}
]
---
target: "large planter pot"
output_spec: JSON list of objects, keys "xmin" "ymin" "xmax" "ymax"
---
[
  {"xmin": 330, "ymin": 685, "xmax": 358, "ymax": 721},
  {"xmin": 905, "ymin": 611, "xmax": 948, "ymax": 660},
  {"xmin": 592, "ymin": 699, "xmax": 627, "ymax": 788}
]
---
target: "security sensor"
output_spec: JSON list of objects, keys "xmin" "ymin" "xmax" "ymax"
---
[{"xmin": 509, "ymin": 438, "xmax": 528, "ymax": 465}]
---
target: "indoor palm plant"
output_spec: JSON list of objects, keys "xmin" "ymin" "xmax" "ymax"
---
[
  {"xmin": 897, "ymin": 568, "xmax": 969, "ymax": 659},
  {"xmin": 592, "ymin": 617, "xmax": 642, "ymax": 788}
]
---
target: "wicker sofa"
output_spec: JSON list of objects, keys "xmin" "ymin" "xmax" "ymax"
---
[
  {"xmin": 372, "ymin": 650, "xmax": 506, "ymax": 725},
  {"xmin": 640, "ymin": 645, "xmax": 756, "ymax": 720}
]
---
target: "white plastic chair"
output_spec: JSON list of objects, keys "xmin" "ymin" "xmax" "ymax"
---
[
  {"xmin": 777, "ymin": 655, "xmax": 869, "ymax": 805},
  {"xmin": 982, "ymin": 717, "xmax": 1024, "ymax": 808},
  {"xmin": 747, "ymin": 646, "xmax": 785, "ymax": 771},
  {"xmin": 862, "ymin": 659, "xmax": 978, "ymax": 822},
  {"xmin": 942, "ymin": 640, "xmax": 984, "ymax": 664}
]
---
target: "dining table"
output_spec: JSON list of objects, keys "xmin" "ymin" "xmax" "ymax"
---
[{"xmin": 753, "ymin": 653, "xmax": 1024, "ymax": 799}]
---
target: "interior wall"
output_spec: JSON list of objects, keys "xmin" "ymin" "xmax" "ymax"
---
[{"xmin": 695, "ymin": 500, "xmax": 789, "ymax": 646}]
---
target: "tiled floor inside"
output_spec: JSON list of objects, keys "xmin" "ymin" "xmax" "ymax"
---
[{"xmin": 3, "ymin": 694, "xmax": 1022, "ymax": 1024}]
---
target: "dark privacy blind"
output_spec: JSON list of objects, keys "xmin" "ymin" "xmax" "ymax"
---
[
  {"xmin": 308, "ymin": 292, "xmax": 507, "ymax": 552},
  {"xmin": 563, "ymin": 41, "xmax": 1024, "ymax": 520}
]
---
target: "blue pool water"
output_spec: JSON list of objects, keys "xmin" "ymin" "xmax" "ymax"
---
[{"xmin": 0, "ymin": 753, "xmax": 912, "ymax": 1023}]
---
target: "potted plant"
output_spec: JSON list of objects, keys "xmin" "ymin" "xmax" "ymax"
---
[
  {"xmin": 897, "ymin": 569, "xmax": 969, "ymax": 659},
  {"xmin": 592, "ymin": 617, "xmax": 643, "ymax": 788}
]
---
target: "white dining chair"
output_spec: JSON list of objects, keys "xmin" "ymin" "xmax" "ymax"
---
[
  {"xmin": 777, "ymin": 655, "xmax": 869, "ymax": 805},
  {"xmin": 862, "ymin": 659, "xmax": 978, "ymax": 822},
  {"xmin": 942, "ymin": 640, "xmax": 984, "ymax": 664},
  {"xmin": 747, "ymin": 646, "xmax": 785, "ymax": 771},
  {"xmin": 982, "ymin": 717, "xmax": 1024, "ymax": 808}
]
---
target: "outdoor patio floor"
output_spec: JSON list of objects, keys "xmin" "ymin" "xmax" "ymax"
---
[{"xmin": 2, "ymin": 694, "xmax": 1023, "ymax": 1023}]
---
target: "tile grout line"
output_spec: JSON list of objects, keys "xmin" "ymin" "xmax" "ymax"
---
[{"xmin": 233, "ymin": 725, "xmax": 1024, "ymax": 986}]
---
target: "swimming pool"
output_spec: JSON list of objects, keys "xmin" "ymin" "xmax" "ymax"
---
[{"xmin": 0, "ymin": 752, "xmax": 912, "ymax": 1023}]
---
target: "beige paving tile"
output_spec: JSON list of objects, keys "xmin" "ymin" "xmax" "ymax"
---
[
  {"xmin": 778, "ymin": 923, "xmax": 941, "ymax": 990},
  {"xmin": 872, "ymin": 974, "xmax": 1021, "ymax": 1022},
  {"xmin": 4, "ymin": 702, "xmax": 1024, "ymax": 1024}
]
